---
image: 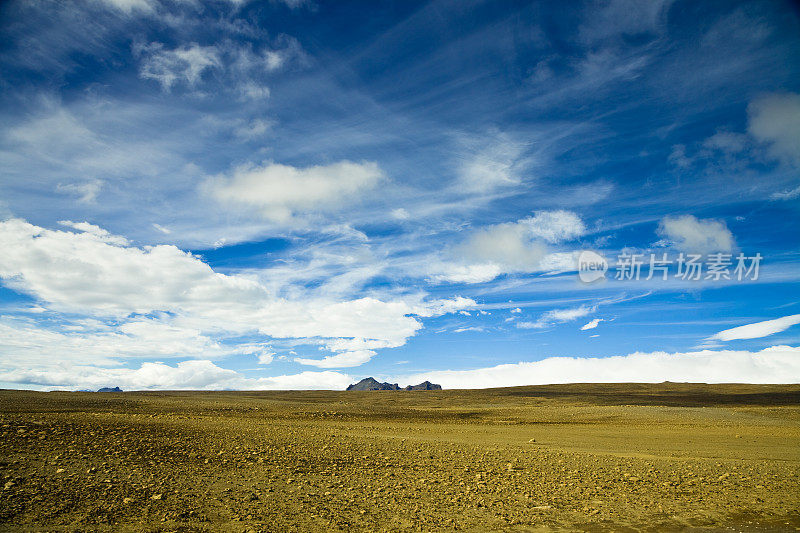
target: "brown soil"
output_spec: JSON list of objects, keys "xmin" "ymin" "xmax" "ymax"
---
[{"xmin": 1, "ymin": 383, "xmax": 799, "ymax": 532}]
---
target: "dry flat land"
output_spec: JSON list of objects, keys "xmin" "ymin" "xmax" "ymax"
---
[{"xmin": 1, "ymin": 384, "xmax": 799, "ymax": 532}]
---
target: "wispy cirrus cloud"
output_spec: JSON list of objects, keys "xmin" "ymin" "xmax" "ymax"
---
[
  {"xmin": 517, "ymin": 305, "xmax": 594, "ymax": 330},
  {"xmin": 710, "ymin": 314, "xmax": 800, "ymax": 341}
]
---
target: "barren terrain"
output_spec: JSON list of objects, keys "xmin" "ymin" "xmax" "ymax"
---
[{"xmin": 1, "ymin": 383, "xmax": 799, "ymax": 531}]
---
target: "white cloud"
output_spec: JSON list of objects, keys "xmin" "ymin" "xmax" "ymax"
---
[
  {"xmin": 581, "ymin": 318, "xmax": 603, "ymax": 330},
  {"xmin": 0, "ymin": 219, "xmax": 472, "ymax": 366},
  {"xmin": 391, "ymin": 208, "xmax": 410, "ymax": 220},
  {"xmin": 710, "ymin": 314, "xmax": 800, "ymax": 341},
  {"xmin": 537, "ymin": 251, "xmax": 581, "ymax": 273},
  {"xmin": 233, "ymin": 118, "xmax": 272, "ymax": 139},
  {"xmin": 458, "ymin": 223, "xmax": 549, "ymax": 271},
  {"xmin": 428, "ymin": 263, "xmax": 502, "ymax": 284},
  {"xmin": 770, "ymin": 185, "xmax": 800, "ymax": 201},
  {"xmin": 94, "ymin": 0, "xmax": 155, "ymax": 14},
  {"xmin": 432, "ymin": 210, "xmax": 586, "ymax": 284},
  {"xmin": 136, "ymin": 37, "xmax": 304, "ymax": 96},
  {"xmin": 703, "ymin": 131, "xmax": 748, "ymax": 154},
  {"xmin": 656, "ymin": 215, "xmax": 735, "ymax": 254},
  {"xmin": 453, "ymin": 326, "xmax": 484, "ymax": 333},
  {"xmin": 748, "ymin": 92, "xmax": 800, "ymax": 165},
  {"xmin": 139, "ymin": 43, "xmax": 222, "ymax": 90},
  {"xmin": 58, "ymin": 220, "xmax": 130, "ymax": 246},
  {"xmin": 0, "ymin": 316, "xmax": 240, "ymax": 368},
  {"xmin": 0, "ymin": 360, "xmax": 353, "ymax": 391},
  {"xmin": 256, "ymin": 350, "xmax": 275, "ymax": 365},
  {"xmin": 238, "ymin": 82, "xmax": 271, "ymax": 100},
  {"xmin": 1, "ymin": 101, "xmax": 179, "ymax": 196},
  {"xmin": 523, "ymin": 210, "xmax": 586, "ymax": 243},
  {"xmin": 56, "ymin": 180, "xmax": 103, "ymax": 203},
  {"xmin": 294, "ymin": 350, "xmax": 376, "ymax": 368},
  {"xmin": 457, "ymin": 134, "xmax": 527, "ymax": 193},
  {"xmin": 579, "ymin": 0, "xmax": 674, "ymax": 44},
  {"xmin": 517, "ymin": 305, "xmax": 593, "ymax": 329},
  {"xmin": 400, "ymin": 345, "xmax": 800, "ymax": 389},
  {"xmin": 207, "ymin": 160, "xmax": 385, "ymax": 221}
]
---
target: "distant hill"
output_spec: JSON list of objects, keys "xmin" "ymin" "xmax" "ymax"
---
[
  {"xmin": 404, "ymin": 381, "xmax": 441, "ymax": 391},
  {"xmin": 346, "ymin": 377, "xmax": 400, "ymax": 391},
  {"xmin": 97, "ymin": 387, "xmax": 122, "ymax": 392},
  {"xmin": 347, "ymin": 377, "xmax": 441, "ymax": 391}
]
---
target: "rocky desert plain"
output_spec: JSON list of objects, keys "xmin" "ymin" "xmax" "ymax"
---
[{"xmin": 1, "ymin": 382, "xmax": 799, "ymax": 532}]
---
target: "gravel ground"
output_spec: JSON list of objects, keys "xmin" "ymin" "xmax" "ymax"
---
[{"xmin": 1, "ymin": 383, "xmax": 799, "ymax": 532}]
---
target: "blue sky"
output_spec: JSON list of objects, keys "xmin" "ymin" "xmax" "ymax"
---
[{"xmin": 0, "ymin": 0, "xmax": 799, "ymax": 390}]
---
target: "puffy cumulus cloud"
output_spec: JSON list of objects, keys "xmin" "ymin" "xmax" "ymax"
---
[
  {"xmin": 58, "ymin": 220, "xmax": 130, "ymax": 245},
  {"xmin": 517, "ymin": 305, "xmax": 594, "ymax": 329},
  {"xmin": 400, "ymin": 345, "xmax": 800, "ymax": 389},
  {"xmin": 656, "ymin": 215, "xmax": 735, "ymax": 254},
  {"xmin": 747, "ymin": 92, "xmax": 800, "ymax": 165},
  {"xmin": 207, "ymin": 160, "xmax": 385, "ymax": 222},
  {"xmin": 294, "ymin": 350, "xmax": 376, "ymax": 368},
  {"xmin": 0, "ymin": 360, "xmax": 353, "ymax": 391},
  {"xmin": 431, "ymin": 211, "xmax": 586, "ymax": 284},
  {"xmin": 0, "ymin": 218, "xmax": 473, "ymax": 367},
  {"xmin": 710, "ymin": 314, "xmax": 800, "ymax": 341},
  {"xmin": 0, "ymin": 218, "xmax": 267, "ymax": 317}
]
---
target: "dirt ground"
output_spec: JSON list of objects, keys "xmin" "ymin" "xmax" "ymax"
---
[{"xmin": 1, "ymin": 383, "xmax": 799, "ymax": 532}]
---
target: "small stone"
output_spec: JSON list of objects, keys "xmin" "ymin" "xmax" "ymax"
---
[
  {"xmin": 123, "ymin": 497, "xmax": 134, "ymax": 504},
  {"xmin": 151, "ymin": 494, "xmax": 163, "ymax": 500},
  {"xmin": 56, "ymin": 468, "xmax": 65, "ymax": 474}
]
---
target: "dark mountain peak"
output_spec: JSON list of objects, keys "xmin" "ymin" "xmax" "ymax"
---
[
  {"xmin": 97, "ymin": 386, "xmax": 122, "ymax": 392},
  {"xmin": 346, "ymin": 377, "xmax": 441, "ymax": 391},
  {"xmin": 346, "ymin": 377, "xmax": 400, "ymax": 391},
  {"xmin": 404, "ymin": 381, "xmax": 442, "ymax": 391}
]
